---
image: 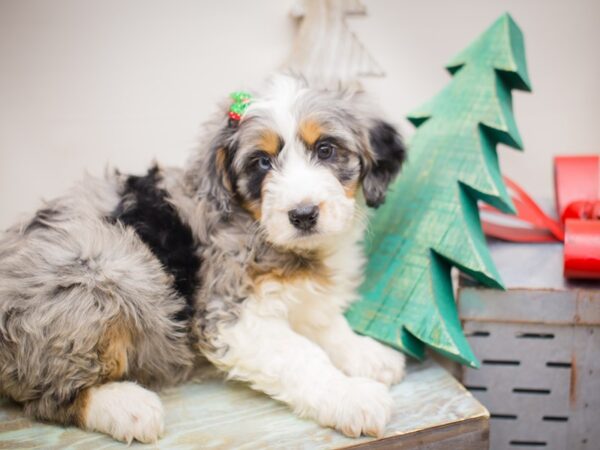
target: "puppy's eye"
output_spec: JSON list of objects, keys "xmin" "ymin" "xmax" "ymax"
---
[
  {"xmin": 257, "ymin": 155, "xmax": 272, "ymax": 171},
  {"xmin": 316, "ymin": 141, "xmax": 335, "ymax": 160}
]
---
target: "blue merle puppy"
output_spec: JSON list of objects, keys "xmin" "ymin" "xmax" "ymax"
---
[{"xmin": 0, "ymin": 74, "xmax": 406, "ymax": 443}]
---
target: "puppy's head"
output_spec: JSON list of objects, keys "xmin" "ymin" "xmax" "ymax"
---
[{"xmin": 206, "ymin": 75, "xmax": 406, "ymax": 249}]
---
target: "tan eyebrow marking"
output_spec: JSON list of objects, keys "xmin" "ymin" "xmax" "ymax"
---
[
  {"xmin": 299, "ymin": 119, "xmax": 323, "ymax": 147},
  {"xmin": 257, "ymin": 130, "xmax": 283, "ymax": 156}
]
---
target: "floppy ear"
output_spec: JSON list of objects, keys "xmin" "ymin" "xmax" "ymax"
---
[{"xmin": 362, "ymin": 120, "xmax": 407, "ymax": 208}]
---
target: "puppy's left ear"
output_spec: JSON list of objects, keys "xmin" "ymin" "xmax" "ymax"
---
[{"xmin": 362, "ymin": 120, "xmax": 407, "ymax": 208}]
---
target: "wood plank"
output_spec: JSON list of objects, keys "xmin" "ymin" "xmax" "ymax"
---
[
  {"xmin": 0, "ymin": 360, "xmax": 488, "ymax": 449},
  {"xmin": 345, "ymin": 417, "xmax": 488, "ymax": 450}
]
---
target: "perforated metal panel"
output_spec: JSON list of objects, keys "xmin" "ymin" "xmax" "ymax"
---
[
  {"xmin": 458, "ymin": 240, "xmax": 600, "ymax": 450},
  {"xmin": 462, "ymin": 321, "xmax": 599, "ymax": 449}
]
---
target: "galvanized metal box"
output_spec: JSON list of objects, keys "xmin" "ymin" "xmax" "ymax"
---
[{"xmin": 458, "ymin": 240, "xmax": 600, "ymax": 450}]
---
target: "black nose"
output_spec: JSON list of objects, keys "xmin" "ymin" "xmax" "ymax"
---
[{"xmin": 288, "ymin": 205, "xmax": 319, "ymax": 231}]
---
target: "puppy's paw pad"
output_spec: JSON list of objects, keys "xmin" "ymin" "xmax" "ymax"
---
[{"xmin": 84, "ymin": 381, "xmax": 165, "ymax": 444}]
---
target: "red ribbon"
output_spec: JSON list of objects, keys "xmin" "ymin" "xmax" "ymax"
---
[{"xmin": 481, "ymin": 155, "xmax": 600, "ymax": 279}]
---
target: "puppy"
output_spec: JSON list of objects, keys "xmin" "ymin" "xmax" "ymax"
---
[{"xmin": 0, "ymin": 74, "xmax": 406, "ymax": 443}]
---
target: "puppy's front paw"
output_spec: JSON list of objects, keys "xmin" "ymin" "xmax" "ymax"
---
[
  {"xmin": 316, "ymin": 377, "xmax": 392, "ymax": 438},
  {"xmin": 333, "ymin": 336, "xmax": 405, "ymax": 386},
  {"xmin": 84, "ymin": 381, "xmax": 165, "ymax": 444}
]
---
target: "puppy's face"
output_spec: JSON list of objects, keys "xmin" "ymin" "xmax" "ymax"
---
[{"xmin": 210, "ymin": 76, "xmax": 405, "ymax": 250}]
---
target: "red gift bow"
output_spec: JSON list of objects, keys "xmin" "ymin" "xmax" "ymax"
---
[{"xmin": 480, "ymin": 155, "xmax": 600, "ymax": 279}]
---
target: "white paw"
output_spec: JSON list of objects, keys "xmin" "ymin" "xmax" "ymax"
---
[
  {"xmin": 333, "ymin": 336, "xmax": 406, "ymax": 386},
  {"xmin": 84, "ymin": 381, "xmax": 165, "ymax": 444},
  {"xmin": 316, "ymin": 377, "xmax": 392, "ymax": 438}
]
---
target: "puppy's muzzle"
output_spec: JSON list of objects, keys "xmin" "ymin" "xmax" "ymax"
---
[{"xmin": 288, "ymin": 205, "xmax": 319, "ymax": 231}]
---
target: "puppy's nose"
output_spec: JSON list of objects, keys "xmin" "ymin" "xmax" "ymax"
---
[{"xmin": 288, "ymin": 205, "xmax": 319, "ymax": 231}]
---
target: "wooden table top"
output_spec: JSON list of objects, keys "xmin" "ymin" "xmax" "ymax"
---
[{"xmin": 0, "ymin": 360, "xmax": 488, "ymax": 449}]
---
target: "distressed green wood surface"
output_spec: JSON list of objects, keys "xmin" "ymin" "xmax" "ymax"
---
[
  {"xmin": 0, "ymin": 361, "xmax": 487, "ymax": 449},
  {"xmin": 346, "ymin": 13, "xmax": 531, "ymax": 367}
]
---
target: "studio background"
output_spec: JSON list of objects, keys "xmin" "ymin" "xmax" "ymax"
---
[{"xmin": 1, "ymin": 0, "xmax": 599, "ymax": 230}]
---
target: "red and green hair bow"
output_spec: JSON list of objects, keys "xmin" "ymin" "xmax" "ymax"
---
[{"xmin": 228, "ymin": 91, "xmax": 252, "ymax": 122}]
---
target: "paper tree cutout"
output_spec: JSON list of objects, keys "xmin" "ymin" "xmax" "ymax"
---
[{"xmin": 345, "ymin": 13, "xmax": 531, "ymax": 367}]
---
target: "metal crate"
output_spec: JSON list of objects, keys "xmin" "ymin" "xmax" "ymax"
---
[{"xmin": 458, "ymin": 241, "xmax": 600, "ymax": 450}]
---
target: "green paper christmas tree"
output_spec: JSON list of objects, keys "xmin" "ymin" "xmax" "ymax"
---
[{"xmin": 346, "ymin": 13, "xmax": 531, "ymax": 367}]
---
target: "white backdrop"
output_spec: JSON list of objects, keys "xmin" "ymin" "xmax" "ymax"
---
[{"xmin": 1, "ymin": 0, "xmax": 599, "ymax": 229}]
